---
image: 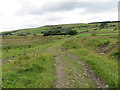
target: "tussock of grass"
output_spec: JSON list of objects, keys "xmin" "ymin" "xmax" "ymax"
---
[{"xmin": 18, "ymin": 55, "xmax": 30, "ymax": 60}]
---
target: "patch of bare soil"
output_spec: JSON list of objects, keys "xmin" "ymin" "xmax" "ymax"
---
[{"xmin": 66, "ymin": 53, "xmax": 107, "ymax": 88}]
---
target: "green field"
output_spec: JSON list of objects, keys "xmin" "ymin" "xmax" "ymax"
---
[{"xmin": 1, "ymin": 22, "xmax": 119, "ymax": 88}]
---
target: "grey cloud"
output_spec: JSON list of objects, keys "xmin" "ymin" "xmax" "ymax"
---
[
  {"xmin": 18, "ymin": 2, "xmax": 79, "ymax": 15},
  {"xmin": 18, "ymin": 1, "xmax": 117, "ymax": 16}
]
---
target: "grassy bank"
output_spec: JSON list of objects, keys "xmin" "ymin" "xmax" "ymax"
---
[{"xmin": 62, "ymin": 35, "xmax": 119, "ymax": 88}]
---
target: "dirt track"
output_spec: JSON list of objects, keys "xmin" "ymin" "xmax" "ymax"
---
[{"xmin": 46, "ymin": 45, "xmax": 106, "ymax": 88}]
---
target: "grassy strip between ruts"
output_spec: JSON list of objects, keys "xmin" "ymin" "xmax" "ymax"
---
[
  {"xmin": 2, "ymin": 53, "xmax": 56, "ymax": 88},
  {"xmin": 61, "ymin": 52, "xmax": 96, "ymax": 88},
  {"xmin": 69, "ymin": 49, "xmax": 118, "ymax": 88}
]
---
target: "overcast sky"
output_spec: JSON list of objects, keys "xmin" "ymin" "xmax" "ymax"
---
[{"xmin": 0, "ymin": 0, "xmax": 119, "ymax": 32}]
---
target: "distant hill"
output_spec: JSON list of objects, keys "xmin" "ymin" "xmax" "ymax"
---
[{"xmin": 1, "ymin": 21, "xmax": 119, "ymax": 35}]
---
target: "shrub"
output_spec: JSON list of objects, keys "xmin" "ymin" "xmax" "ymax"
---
[
  {"xmin": 114, "ymin": 28, "xmax": 117, "ymax": 30},
  {"xmin": 43, "ymin": 29, "xmax": 77, "ymax": 36}
]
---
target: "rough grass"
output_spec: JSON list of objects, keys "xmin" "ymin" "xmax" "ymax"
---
[
  {"xmin": 75, "ymin": 32, "xmax": 119, "ymax": 37},
  {"xmin": 2, "ymin": 36, "xmax": 64, "ymax": 58},
  {"xmin": 63, "ymin": 35, "xmax": 119, "ymax": 60},
  {"xmin": 2, "ymin": 54, "xmax": 55, "ymax": 88}
]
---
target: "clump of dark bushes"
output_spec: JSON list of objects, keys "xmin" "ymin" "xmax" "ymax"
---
[{"xmin": 43, "ymin": 28, "xmax": 77, "ymax": 36}]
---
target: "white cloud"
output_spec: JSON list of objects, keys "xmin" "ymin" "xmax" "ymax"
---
[
  {"xmin": 0, "ymin": 0, "xmax": 21, "ymax": 16},
  {"xmin": 0, "ymin": 0, "xmax": 118, "ymax": 32}
]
